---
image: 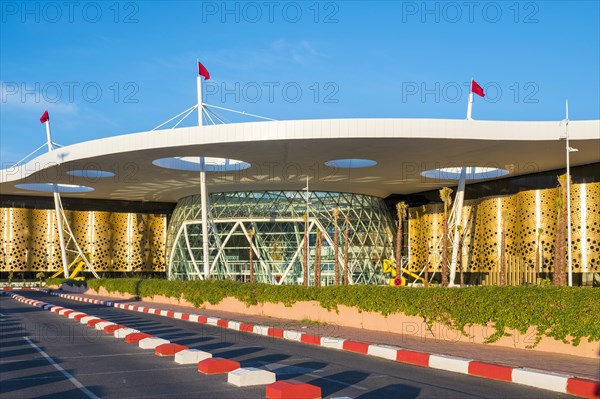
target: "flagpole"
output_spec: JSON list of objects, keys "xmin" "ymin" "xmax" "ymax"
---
[
  {"xmin": 197, "ymin": 64, "xmax": 210, "ymax": 280},
  {"xmin": 44, "ymin": 115, "xmax": 70, "ymax": 278},
  {"xmin": 466, "ymin": 79, "xmax": 474, "ymax": 120}
]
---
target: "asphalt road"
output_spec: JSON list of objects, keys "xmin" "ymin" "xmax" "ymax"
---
[{"xmin": 0, "ymin": 291, "xmax": 577, "ymax": 399}]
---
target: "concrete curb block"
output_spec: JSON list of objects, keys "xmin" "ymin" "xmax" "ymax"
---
[
  {"xmin": 79, "ymin": 316, "xmax": 99, "ymax": 325},
  {"xmin": 367, "ymin": 344, "xmax": 401, "ymax": 361},
  {"xmin": 429, "ymin": 354, "xmax": 471, "ymax": 375},
  {"xmin": 33, "ymin": 290, "xmax": 600, "ymax": 399},
  {"xmin": 155, "ymin": 343, "xmax": 188, "ymax": 356},
  {"xmin": 283, "ymin": 329, "xmax": 302, "ymax": 341},
  {"xmin": 188, "ymin": 314, "xmax": 201, "ymax": 322},
  {"xmin": 265, "ymin": 380, "xmax": 322, "ymax": 399},
  {"xmin": 104, "ymin": 324, "xmax": 127, "ymax": 334},
  {"xmin": 68, "ymin": 311, "xmax": 86, "ymax": 319},
  {"xmin": 114, "ymin": 328, "xmax": 140, "ymax": 339},
  {"xmin": 139, "ymin": 337, "xmax": 170, "ymax": 349},
  {"xmin": 125, "ymin": 333, "xmax": 153, "ymax": 344},
  {"xmin": 229, "ymin": 321, "xmax": 242, "ymax": 331},
  {"xmin": 320, "ymin": 336, "xmax": 345, "ymax": 350},
  {"xmin": 512, "ymin": 368, "xmax": 569, "ymax": 393},
  {"xmin": 254, "ymin": 325, "xmax": 270, "ymax": 336},
  {"xmin": 95, "ymin": 321, "xmax": 116, "ymax": 331},
  {"xmin": 174, "ymin": 349, "xmax": 212, "ymax": 364},
  {"xmin": 228, "ymin": 367, "xmax": 276, "ymax": 387},
  {"xmin": 197, "ymin": 358, "xmax": 240, "ymax": 375}
]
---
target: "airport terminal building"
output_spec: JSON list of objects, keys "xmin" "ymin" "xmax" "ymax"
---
[{"xmin": 1, "ymin": 118, "xmax": 598, "ymax": 285}]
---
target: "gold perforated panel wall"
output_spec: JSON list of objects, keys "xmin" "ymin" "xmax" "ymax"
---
[
  {"xmin": 1, "ymin": 209, "xmax": 167, "ymax": 272},
  {"xmin": 148, "ymin": 215, "xmax": 167, "ymax": 272},
  {"xmin": 408, "ymin": 182, "xmax": 600, "ymax": 275},
  {"xmin": 573, "ymin": 183, "xmax": 600, "ymax": 272},
  {"xmin": 1, "ymin": 208, "xmax": 31, "ymax": 271},
  {"xmin": 72, "ymin": 211, "xmax": 112, "ymax": 270},
  {"xmin": 513, "ymin": 188, "xmax": 559, "ymax": 272}
]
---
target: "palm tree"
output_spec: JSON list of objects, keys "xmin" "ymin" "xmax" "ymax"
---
[
  {"xmin": 315, "ymin": 230, "xmax": 323, "ymax": 287},
  {"xmin": 439, "ymin": 187, "xmax": 453, "ymax": 287},
  {"xmin": 457, "ymin": 225, "xmax": 464, "ymax": 287},
  {"xmin": 553, "ymin": 174, "xmax": 569, "ymax": 286},
  {"xmin": 343, "ymin": 213, "xmax": 350, "ymax": 285},
  {"xmin": 248, "ymin": 228, "xmax": 254, "ymax": 283},
  {"xmin": 395, "ymin": 202, "xmax": 407, "ymax": 279},
  {"xmin": 423, "ymin": 218, "xmax": 429, "ymax": 288},
  {"xmin": 333, "ymin": 208, "xmax": 340, "ymax": 285}
]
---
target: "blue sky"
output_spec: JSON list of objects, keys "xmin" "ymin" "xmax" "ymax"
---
[{"xmin": 1, "ymin": 1, "xmax": 599, "ymax": 164}]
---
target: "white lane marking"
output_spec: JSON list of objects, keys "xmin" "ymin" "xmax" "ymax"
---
[
  {"xmin": 0, "ymin": 375, "xmax": 65, "ymax": 382},
  {"xmin": 23, "ymin": 337, "xmax": 99, "ymax": 399},
  {"xmin": 65, "ymin": 365, "xmax": 192, "ymax": 377},
  {"xmin": 58, "ymin": 352, "xmax": 155, "ymax": 360}
]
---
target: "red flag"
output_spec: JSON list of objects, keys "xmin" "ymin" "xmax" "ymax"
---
[
  {"xmin": 471, "ymin": 80, "xmax": 485, "ymax": 97},
  {"xmin": 40, "ymin": 110, "xmax": 49, "ymax": 123},
  {"xmin": 198, "ymin": 61, "xmax": 210, "ymax": 80}
]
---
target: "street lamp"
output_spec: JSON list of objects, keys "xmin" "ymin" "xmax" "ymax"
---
[
  {"xmin": 562, "ymin": 100, "xmax": 578, "ymax": 287},
  {"xmin": 303, "ymin": 176, "xmax": 311, "ymax": 285}
]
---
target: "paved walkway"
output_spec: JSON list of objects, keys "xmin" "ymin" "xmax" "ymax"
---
[{"xmin": 67, "ymin": 291, "xmax": 600, "ymax": 382}]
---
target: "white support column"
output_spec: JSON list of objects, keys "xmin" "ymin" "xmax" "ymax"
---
[
  {"xmin": 305, "ymin": 176, "xmax": 310, "ymax": 282},
  {"xmin": 197, "ymin": 74, "xmax": 210, "ymax": 280},
  {"xmin": 45, "ymin": 120, "xmax": 69, "ymax": 278},
  {"xmin": 449, "ymin": 167, "xmax": 467, "ymax": 286}
]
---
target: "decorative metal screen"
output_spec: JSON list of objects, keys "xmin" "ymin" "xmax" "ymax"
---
[
  {"xmin": 0, "ymin": 209, "xmax": 167, "ymax": 273},
  {"xmin": 407, "ymin": 182, "xmax": 600, "ymax": 281}
]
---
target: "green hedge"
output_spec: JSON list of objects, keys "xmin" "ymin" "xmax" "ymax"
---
[{"xmin": 84, "ymin": 278, "xmax": 599, "ymax": 347}]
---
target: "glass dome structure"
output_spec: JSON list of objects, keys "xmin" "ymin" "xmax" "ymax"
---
[{"xmin": 166, "ymin": 191, "xmax": 395, "ymax": 285}]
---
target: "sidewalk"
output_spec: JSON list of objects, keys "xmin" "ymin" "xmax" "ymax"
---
[{"xmin": 67, "ymin": 291, "xmax": 599, "ymax": 382}]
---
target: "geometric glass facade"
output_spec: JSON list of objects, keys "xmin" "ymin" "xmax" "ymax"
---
[{"xmin": 166, "ymin": 191, "xmax": 395, "ymax": 285}]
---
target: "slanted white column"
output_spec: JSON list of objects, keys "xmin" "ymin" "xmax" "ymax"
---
[
  {"xmin": 45, "ymin": 120, "xmax": 69, "ymax": 278},
  {"xmin": 449, "ymin": 167, "xmax": 467, "ymax": 286}
]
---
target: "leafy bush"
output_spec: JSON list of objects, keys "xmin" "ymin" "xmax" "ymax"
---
[{"xmin": 85, "ymin": 278, "xmax": 599, "ymax": 347}]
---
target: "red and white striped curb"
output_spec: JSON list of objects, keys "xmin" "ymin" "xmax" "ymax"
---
[
  {"xmin": 3, "ymin": 291, "xmax": 325, "ymax": 399},
  {"xmin": 12, "ymin": 290, "xmax": 600, "ymax": 399}
]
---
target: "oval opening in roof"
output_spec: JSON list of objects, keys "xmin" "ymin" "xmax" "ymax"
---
[
  {"xmin": 15, "ymin": 183, "xmax": 94, "ymax": 193},
  {"xmin": 152, "ymin": 157, "xmax": 251, "ymax": 172},
  {"xmin": 324, "ymin": 159, "xmax": 377, "ymax": 169},
  {"xmin": 421, "ymin": 167, "xmax": 509, "ymax": 180},
  {"xmin": 67, "ymin": 170, "xmax": 115, "ymax": 178}
]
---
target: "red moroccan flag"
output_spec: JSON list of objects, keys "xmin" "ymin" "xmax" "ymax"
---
[
  {"xmin": 198, "ymin": 61, "xmax": 210, "ymax": 80},
  {"xmin": 40, "ymin": 110, "xmax": 49, "ymax": 123},
  {"xmin": 471, "ymin": 80, "xmax": 485, "ymax": 97}
]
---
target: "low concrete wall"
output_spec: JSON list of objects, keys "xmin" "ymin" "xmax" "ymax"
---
[{"xmin": 79, "ymin": 286, "xmax": 598, "ymax": 359}]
